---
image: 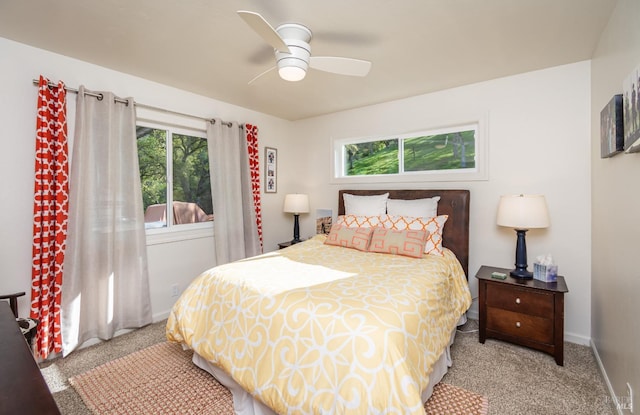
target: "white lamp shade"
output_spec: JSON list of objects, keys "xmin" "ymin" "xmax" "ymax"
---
[
  {"xmin": 284, "ymin": 194, "xmax": 309, "ymax": 214},
  {"xmin": 496, "ymin": 194, "xmax": 550, "ymax": 229}
]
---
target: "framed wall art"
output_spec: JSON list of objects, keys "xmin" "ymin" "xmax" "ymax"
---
[
  {"xmin": 265, "ymin": 147, "xmax": 277, "ymax": 193},
  {"xmin": 600, "ymin": 94, "xmax": 623, "ymax": 158},
  {"xmin": 623, "ymin": 63, "xmax": 640, "ymax": 153}
]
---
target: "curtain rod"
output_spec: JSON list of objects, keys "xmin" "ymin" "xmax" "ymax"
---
[{"xmin": 32, "ymin": 79, "xmax": 238, "ymax": 128}]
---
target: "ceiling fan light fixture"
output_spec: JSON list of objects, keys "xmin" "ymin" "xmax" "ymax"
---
[
  {"xmin": 238, "ymin": 11, "xmax": 373, "ymax": 84},
  {"xmin": 278, "ymin": 65, "xmax": 306, "ymax": 82},
  {"xmin": 275, "ymin": 37, "xmax": 311, "ymax": 82}
]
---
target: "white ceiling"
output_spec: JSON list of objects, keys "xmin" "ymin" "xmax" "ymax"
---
[{"xmin": 0, "ymin": 0, "xmax": 616, "ymax": 121}]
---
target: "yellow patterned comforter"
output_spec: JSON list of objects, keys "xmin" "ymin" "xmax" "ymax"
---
[{"xmin": 166, "ymin": 235, "xmax": 471, "ymax": 415}]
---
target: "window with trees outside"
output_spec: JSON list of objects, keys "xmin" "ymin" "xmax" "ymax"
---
[
  {"xmin": 333, "ymin": 123, "xmax": 484, "ymax": 182},
  {"xmin": 137, "ymin": 124, "xmax": 213, "ymax": 231}
]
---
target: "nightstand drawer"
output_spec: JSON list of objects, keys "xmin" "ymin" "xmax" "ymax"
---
[
  {"xmin": 486, "ymin": 283, "xmax": 553, "ymax": 318},
  {"xmin": 486, "ymin": 307, "xmax": 553, "ymax": 344}
]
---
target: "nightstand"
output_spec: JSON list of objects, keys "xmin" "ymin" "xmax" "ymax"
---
[
  {"xmin": 278, "ymin": 239, "xmax": 309, "ymax": 249},
  {"xmin": 278, "ymin": 241, "xmax": 294, "ymax": 249},
  {"xmin": 476, "ymin": 265, "xmax": 569, "ymax": 365}
]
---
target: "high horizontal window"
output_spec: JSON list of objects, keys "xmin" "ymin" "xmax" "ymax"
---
[
  {"xmin": 137, "ymin": 124, "xmax": 213, "ymax": 231},
  {"xmin": 332, "ymin": 121, "xmax": 486, "ymax": 182}
]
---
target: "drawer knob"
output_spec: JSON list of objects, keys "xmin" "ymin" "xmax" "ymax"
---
[
  {"xmin": 516, "ymin": 321, "xmax": 521, "ymax": 328},
  {"xmin": 515, "ymin": 297, "xmax": 521, "ymax": 304}
]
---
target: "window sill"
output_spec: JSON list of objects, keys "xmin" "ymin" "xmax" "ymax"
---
[
  {"xmin": 329, "ymin": 169, "xmax": 487, "ymax": 184},
  {"xmin": 145, "ymin": 224, "xmax": 214, "ymax": 245}
]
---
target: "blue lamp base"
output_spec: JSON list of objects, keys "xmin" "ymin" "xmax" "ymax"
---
[{"xmin": 510, "ymin": 229, "xmax": 533, "ymax": 279}]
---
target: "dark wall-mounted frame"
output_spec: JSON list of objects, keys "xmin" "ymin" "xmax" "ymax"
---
[
  {"xmin": 600, "ymin": 94, "xmax": 623, "ymax": 158},
  {"xmin": 265, "ymin": 147, "xmax": 277, "ymax": 193}
]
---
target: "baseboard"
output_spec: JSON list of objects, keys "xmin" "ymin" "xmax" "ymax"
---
[
  {"xmin": 591, "ymin": 339, "xmax": 624, "ymax": 415},
  {"xmin": 565, "ymin": 331, "xmax": 590, "ymax": 346},
  {"xmin": 153, "ymin": 309, "xmax": 171, "ymax": 323},
  {"xmin": 466, "ymin": 309, "xmax": 479, "ymax": 321}
]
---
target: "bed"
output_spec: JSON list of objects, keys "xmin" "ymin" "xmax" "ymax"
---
[{"xmin": 166, "ymin": 189, "xmax": 472, "ymax": 415}]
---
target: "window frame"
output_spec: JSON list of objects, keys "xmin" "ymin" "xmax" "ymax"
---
[
  {"xmin": 136, "ymin": 120, "xmax": 214, "ymax": 245},
  {"xmin": 330, "ymin": 117, "xmax": 488, "ymax": 184}
]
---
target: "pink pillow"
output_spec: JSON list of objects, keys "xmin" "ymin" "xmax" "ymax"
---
[
  {"xmin": 368, "ymin": 227, "xmax": 428, "ymax": 258},
  {"xmin": 381, "ymin": 215, "xmax": 448, "ymax": 256},
  {"xmin": 324, "ymin": 224, "xmax": 373, "ymax": 251}
]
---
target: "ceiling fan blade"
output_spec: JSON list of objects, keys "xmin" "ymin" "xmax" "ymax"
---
[
  {"xmin": 248, "ymin": 66, "xmax": 277, "ymax": 85},
  {"xmin": 309, "ymin": 56, "xmax": 372, "ymax": 77},
  {"xmin": 237, "ymin": 10, "xmax": 290, "ymax": 53}
]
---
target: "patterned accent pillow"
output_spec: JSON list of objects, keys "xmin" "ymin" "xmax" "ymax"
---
[
  {"xmin": 368, "ymin": 227, "xmax": 428, "ymax": 258},
  {"xmin": 324, "ymin": 224, "xmax": 373, "ymax": 251},
  {"xmin": 335, "ymin": 214, "xmax": 385, "ymax": 228},
  {"xmin": 381, "ymin": 215, "xmax": 448, "ymax": 256}
]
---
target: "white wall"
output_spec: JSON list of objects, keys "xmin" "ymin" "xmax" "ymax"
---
[
  {"xmin": 0, "ymin": 36, "xmax": 593, "ymax": 345},
  {"xmin": 590, "ymin": 0, "xmax": 640, "ymax": 411},
  {"xmin": 0, "ymin": 37, "xmax": 294, "ymax": 322},
  {"xmin": 291, "ymin": 62, "xmax": 592, "ymax": 344}
]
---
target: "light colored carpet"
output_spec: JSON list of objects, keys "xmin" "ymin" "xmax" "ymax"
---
[
  {"xmin": 40, "ymin": 318, "xmax": 615, "ymax": 414},
  {"xmin": 445, "ymin": 320, "xmax": 615, "ymax": 414},
  {"xmin": 68, "ymin": 341, "xmax": 488, "ymax": 415}
]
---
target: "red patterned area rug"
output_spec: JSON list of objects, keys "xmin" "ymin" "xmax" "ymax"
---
[{"xmin": 70, "ymin": 342, "xmax": 488, "ymax": 415}]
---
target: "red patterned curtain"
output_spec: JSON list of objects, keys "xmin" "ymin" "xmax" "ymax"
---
[
  {"xmin": 30, "ymin": 75, "xmax": 69, "ymax": 359},
  {"xmin": 245, "ymin": 124, "xmax": 263, "ymax": 251}
]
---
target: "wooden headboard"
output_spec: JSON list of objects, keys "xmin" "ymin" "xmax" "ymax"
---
[{"xmin": 338, "ymin": 189, "xmax": 470, "ymax": 277}]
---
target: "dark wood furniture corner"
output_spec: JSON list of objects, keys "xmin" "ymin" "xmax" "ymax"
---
[
  {"xmin": 0, "ymin": 302, "xmax": 61, "ymax": 414},
  {"xmin": 278, "ymin": 241, "xmax": 294, "ymax": 249},
  {"xmin": 476, "ymin": 265, "xmax": 568, "ymax": 365},
  {"xmin": 0, "ymin": 291, "xmax": 26, "ymax": 317}
]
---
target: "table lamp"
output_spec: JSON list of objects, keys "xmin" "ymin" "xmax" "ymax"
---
[
  {"xmin": 496, "ymin": 194, "xmax": 550, "ymax": 279},
  {"xmin": 284, "ymin": 194, "xmax": 309, "ymax": 244}
]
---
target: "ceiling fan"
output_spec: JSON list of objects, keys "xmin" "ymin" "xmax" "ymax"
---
[{"xmin": 237, "ymin": 11, "xmax": 372, "ymax": 84}]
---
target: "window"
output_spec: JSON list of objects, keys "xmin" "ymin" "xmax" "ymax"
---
[
  {"xmin": 137, "ymin": 123, "xmax": 213, "ymax": 231},
  {"xmin": 332, "ymin": 121, "xmax": 487, "ymax": 182}
]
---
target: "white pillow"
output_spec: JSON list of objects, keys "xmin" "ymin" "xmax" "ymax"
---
[
  {"xmin": 343, "ymin": 193, "xmax": 389, "ymax": 215},
  {"xmin": 386, "ymin": 196, "xmax": 440, "ymax": 217}
]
